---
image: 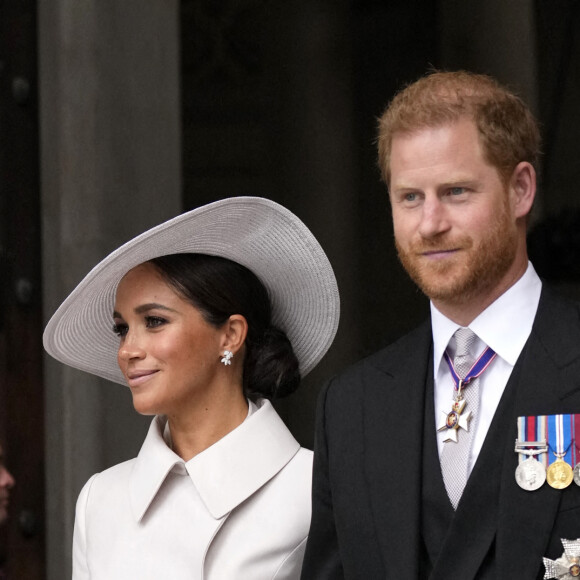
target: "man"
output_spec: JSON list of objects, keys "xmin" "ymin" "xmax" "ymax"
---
[
  {"xmin": 302, "ymin": 71, "xmax": 580, "ymax": 579},
  {"xmin": 0, "ymin": 444, "xmax": 14, "ymax": 527}
]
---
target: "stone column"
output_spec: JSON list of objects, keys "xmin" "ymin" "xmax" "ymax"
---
[{"xmin": 38, "ymin": 2, "xmax": 181, "ymax": 577}]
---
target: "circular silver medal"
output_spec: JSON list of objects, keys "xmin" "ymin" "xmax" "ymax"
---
[
  {"xmin": 574, "ymin": 463, "xmax": 580, "ymax": 487},
  {"xmin": 515, "ymin": 457, "xmax": 546, "ymax": 491}
]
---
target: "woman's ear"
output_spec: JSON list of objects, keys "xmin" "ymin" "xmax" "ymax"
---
[{"xmin": 222, "ymin": 314, "xmax": 248, "ymax": 355}]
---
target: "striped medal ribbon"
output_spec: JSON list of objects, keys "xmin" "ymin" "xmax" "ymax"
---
[{"xmin": 574, "ymin": 414, "xmax": 580, "ymax": 486}]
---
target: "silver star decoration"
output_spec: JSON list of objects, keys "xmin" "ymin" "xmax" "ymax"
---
[
  {"xmin": 544, "ymin": 538, "xmax": 580, "ymax": 579},
  {"xmin": 437, "ymin": 399, "xmax": 472, "ymax": 443}
]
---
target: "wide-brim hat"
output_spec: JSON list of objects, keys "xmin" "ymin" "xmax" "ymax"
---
[{"xmin": 43, "ymin": 196, "xmax": 340, "ymax": 385}]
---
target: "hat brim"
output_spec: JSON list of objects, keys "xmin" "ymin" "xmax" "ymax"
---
[{"xmin": 43, "ymin": 197, "xmax": 340, "ymax": 385}]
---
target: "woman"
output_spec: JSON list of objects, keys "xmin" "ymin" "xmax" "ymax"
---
[{"xmin": 43, "ymin": 197, "xmax": 339, "ymax": 579}]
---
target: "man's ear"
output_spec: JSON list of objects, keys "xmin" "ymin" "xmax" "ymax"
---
[
  {"xmin": 221, "ymin": 314, "xmax": 248, "ymax": 356},
  {"xmin": 510, "ymin": 161, "xmax": 536, "ymax": 219}
]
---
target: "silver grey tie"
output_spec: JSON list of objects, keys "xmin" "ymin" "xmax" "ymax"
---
[{"xmin": 440, "ymin": 327, "xmax": 479, "ymax": 510}]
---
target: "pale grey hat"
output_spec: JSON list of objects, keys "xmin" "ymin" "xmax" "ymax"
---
[{"xmin": 43, "ymin": 196, "xmax": 340, "ymax": 385}]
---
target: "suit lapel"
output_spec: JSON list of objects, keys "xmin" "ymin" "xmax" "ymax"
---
[
  {"xmin": 429, "ymin": 288, "xmax": 580, "ymax": 580},
  {"xmin": 357, "ymin": 288, "xmax": 580, "ymax": 579},
  {"xmin": 362, "ymin": 321, "xmax": 432, "ymax": 578},
  {"xmin": 496, "ymin": 289, "xmax": 580, "ymax": 579}
]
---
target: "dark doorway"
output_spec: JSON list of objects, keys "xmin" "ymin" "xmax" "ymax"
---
[{"xmin": 0, "ymin": 0, "xmax": 45, "ymax": 577}]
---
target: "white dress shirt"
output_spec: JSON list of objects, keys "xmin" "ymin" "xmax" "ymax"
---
[{"xmin": 431, "ymin": 262, "xmax": 542, "ymax": 473}]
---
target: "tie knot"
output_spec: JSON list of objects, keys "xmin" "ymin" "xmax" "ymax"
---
[{"xmin": 453, "ymin": 327, "xmax": 476, "ymax": 360}]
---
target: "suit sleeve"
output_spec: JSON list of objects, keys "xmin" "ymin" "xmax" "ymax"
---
[{"xmin": 301, "ymin": 380, "xmax": 344, "ymax": 579}]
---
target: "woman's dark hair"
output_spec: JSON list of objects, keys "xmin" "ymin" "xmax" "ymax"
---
[{"xmin": 148, "ymin": 253, "xmax": 300, "ymax": 401}]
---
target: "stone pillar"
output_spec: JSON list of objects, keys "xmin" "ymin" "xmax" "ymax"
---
[{"xmin": 38, "ymin": 2, "xmax": 181, "ymax": 577}]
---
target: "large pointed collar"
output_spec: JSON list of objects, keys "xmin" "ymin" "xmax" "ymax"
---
[
  {"xmin": 129, "ymin": 415, "xmax": 182, "ymax": 522},
  {"xmin": 129, "ymin": 399, "xmax": 300, "ymax": 522}
]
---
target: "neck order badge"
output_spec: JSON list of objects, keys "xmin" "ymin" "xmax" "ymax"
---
[
  {"xmin": 438, "ymin": 328, "xmax": 497, "ymax": 510},
  {"xmin": 437, "ymin": 345, "xmax": 497, "ymax": 442}
]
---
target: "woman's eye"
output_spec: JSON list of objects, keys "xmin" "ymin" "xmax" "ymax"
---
[
  {"xmin": 404, "ymin": 192, "xmax": 417, "ymax": 202},
  {"xmin": 112, "ymin": 323, "xmax": 128, "ymax": 337},
  {"xmin": 145, "ymin": 316, "xmax": 167, "ymax": 329}
]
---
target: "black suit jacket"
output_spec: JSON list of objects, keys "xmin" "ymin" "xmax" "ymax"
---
[{"xmin": 302, "ymin": 288, "xmax": 580, "ymax": 579}]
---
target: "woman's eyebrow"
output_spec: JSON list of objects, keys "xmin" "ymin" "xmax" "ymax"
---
[{"xmin": 113, "ymin": 303, "xmax": 177, "ymax": 318}]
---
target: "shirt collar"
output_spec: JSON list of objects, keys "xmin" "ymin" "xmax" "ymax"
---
[
  {"xmin": 129, "ymin": 399, "xmax": 299, "ymax": 522},
  {"xmin": 431, "ymin": 262, "xmax": 542, "ymax": 370}
]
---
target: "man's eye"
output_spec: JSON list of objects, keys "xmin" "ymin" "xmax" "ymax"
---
[{"xmin": 450, "ymin": 187, "xmax": 465, "ymax": 196}]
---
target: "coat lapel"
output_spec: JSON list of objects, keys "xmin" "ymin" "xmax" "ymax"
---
[
  {"xmin": 362, "ymin": 321, "xmax": 432, "ymax": 578},
  {"xmin": 357, "ymin": 288, "xmax": 580, "ymax": 579},
  {"xmin": 426, "ymin": 288, "xmax": 580, "ymax": 580},
  {"xmin": 496, "ymin": 288, "xmax": 580, "ymax": 579},
  {"xmin": 187, "ymin": 400, "xmax": 299, "ymax": 518}
]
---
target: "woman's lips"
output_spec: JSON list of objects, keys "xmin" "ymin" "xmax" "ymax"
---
[{"xmin": 126, "ymin": 369, "xmax": 159, "ymax": 387}]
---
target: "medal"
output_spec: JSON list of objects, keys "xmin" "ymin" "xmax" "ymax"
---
[
  {"xmin": 574, "ymin": 463, "xmax": 580, "ymax": 487},
  {"xmin": 439, "ymin": 345, "xmax": 496, "ymax": 443},
  {"xmin": 547, "ymin": 456, "xmax": 574, "ymax": 490},
  {"xmin": 543, "ymin": 538, "xmax": 580, "ymax": 579},
  {"xmin": 515, "ymin": 456, "xmax": 546, "ymax": 491},
  {"xmin": 547, "ymin": 414, "xmax": 574, "ymax": 490},
  {"xmin": 514, "ymin": 439, "xmax": 547, "ymax": 491},
  {"xmin": 437, "ymin": 385, "xmax": 472, "ymax": 443},
  {"xmin": 517, "ymin": 414, "xmax": 580, "ymax": 491}
]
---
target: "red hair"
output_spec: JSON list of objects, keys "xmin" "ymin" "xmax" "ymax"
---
[{"xmin": 377, "ymin": 70, "xmax": 541, "ymax": 187}]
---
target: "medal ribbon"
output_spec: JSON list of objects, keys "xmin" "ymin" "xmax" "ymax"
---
[
  {"xmin": 574, "ymin": 414, "xmax": 580, "ymax": 467},
  {"xmin": 443, "ymin": 345, "xmax": 497, "ymax": 392},
  {"xmin": 547, "ymin": 413, "xmax": 572, "ymax": 466},
  {"xmin": 517, "ymin": 415, "xmax": 540, "ymax": 465},
  {"xmin": 538, "ymin": 415, "xmax": 548, "ymax": 468},
  {"xmin": 565, "ymin": 413, "xmax": 574, "ymax": 466},
  {"xmin": 526, "ymin": 415, "xmax": 537, "ymax": 442}
]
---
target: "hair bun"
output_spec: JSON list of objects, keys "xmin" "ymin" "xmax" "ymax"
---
[{"xmin": 244, "ymin": 325, "xmax": 300, "ymax": 401}]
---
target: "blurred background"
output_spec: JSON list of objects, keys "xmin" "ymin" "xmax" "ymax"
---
[{"xmin": 0, "ymin": 0, "xmax": 579, "ymax": 577}]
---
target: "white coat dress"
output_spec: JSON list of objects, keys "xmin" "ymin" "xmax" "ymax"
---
[{"xmin": 72, "ymin": 399, "xmax": 313, "ymax": 579}]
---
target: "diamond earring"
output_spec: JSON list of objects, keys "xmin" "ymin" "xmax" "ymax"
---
[{"xmin": 220, "ymin": 350, "xmax": 233, "ymax": 366}]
